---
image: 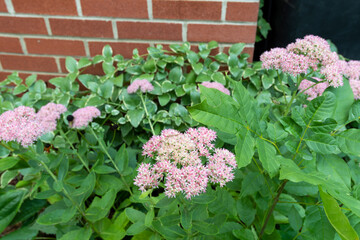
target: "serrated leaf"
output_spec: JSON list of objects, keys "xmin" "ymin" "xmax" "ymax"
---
[
  {"xmin": 337, "ymin": 129, "xmax": 360, "ymax": 156},
  {"xmin": 0, "ymin": 189, "xmax": 27, "ymax": 232},
  {"xmin": 85, "ymin": 189, "xmax": 117, "ymax": 222},
  {"xmin": 305, "ymin": 134, "xmax": 340, "ymax": 154}
]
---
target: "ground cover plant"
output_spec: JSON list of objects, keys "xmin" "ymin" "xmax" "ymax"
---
[{"xmin": 1, "ymin": 36, "xmax": 360, "ymax": 240}]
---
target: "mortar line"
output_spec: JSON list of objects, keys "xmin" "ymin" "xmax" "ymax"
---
[
  {"xmin": 19, "ymin": 37, "xmax": 28, "ymax": 54},
  {"xmin": 147, "ymin": 0, "xmax": 153, "ymax": 20},
  {"xmin": 4, "ymin": 0, "xmax": 15, "ymax": 15},
  {"xmin": 75, "ymin": 0, "xmax": 83, "ymax": 16},
  {"xmin": 54, "ymin": 57, "xmax": 62, "ymax": 73},
  {"xmin": 221, "ymin": 0, "xmax": 227, "ymax": 22},
  {"xmin": 44, "ymin": 17, "xmax": 52, "ymax": 35}
]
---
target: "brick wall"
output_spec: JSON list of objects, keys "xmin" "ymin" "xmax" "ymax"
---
[{"xmin": 0, "ymin": 0, "xmax": 259, "ymax": 81}]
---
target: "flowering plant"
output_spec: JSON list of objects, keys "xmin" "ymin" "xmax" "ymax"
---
[{"xmin": 1, "ymin": 37, "xmax": 360, "ymax": 240}]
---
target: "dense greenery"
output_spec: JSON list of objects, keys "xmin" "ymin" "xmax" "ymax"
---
[{"xmin": 1, "ymin": 41, "xmax": 360, "ymax": 240}]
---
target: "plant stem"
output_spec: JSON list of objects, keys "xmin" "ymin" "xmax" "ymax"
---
[
  {"xmin": 89, "ymin": 128, "xmax": 133, "ymax": 195},
  {"xmin": 59, "ymin": 129, "xmax": 90, "ymax": 172},
  {"xmin": 0, "ymin": 142, "xmax": 14, "ymax": 151},
  {"xmin": 139, "ymin": 93, "xmax": 156, "ymax": 136},
  {"xmin": 284, "ymin": 76, "xmax": 302, "ymax": 116},
  {"xmin": 259, "ymin": 180, "xmax": 288, "ymax": 239}
]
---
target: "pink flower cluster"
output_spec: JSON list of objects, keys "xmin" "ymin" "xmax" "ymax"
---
[
  {"xmin": 36, "ymin": 103, "xmax": 67, "ymax": 132},
  {"xmin": 261, "ymin": 35, "xmax": 360, "ymax": 100},
  {"xmin": 201, "ymin": 81, "xmax": 230, "ymax": 95},
  {"xmin": 134, "ymin": 127, "xmax": 237, "ymax": 199},
  {"xmin": 0, "ymin": 103, "xmax": 66, "ymax": 147},
  {"xmin": 71, "ymin": 106, "xmax": 101, "ymax": 129},
  {"xmin": 298, "ymin": 77, "xmax": 329, "ymax": 101},
  {"xmin": 127, "ymin": 79, "xmax": 154, "ymax": 94}
]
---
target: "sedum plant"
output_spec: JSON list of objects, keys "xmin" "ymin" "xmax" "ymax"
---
[{"xmin": 1, "ymin": 36, "xmax": 360, "ymax": 240}]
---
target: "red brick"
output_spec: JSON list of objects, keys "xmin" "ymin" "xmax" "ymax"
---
[
  {"xmin": 223, "ymin": 46, "xmax": 254, "ymax": 62},
  {"xmin": 12, "ymin": 0, "xmax": 77, "ymax": 15},
  {"xmin": 59, "ymin": 58, "xmax": 104, "ymax": 75},
  {"xmin": 117, "ymin": 22, "xmax": 182, "ymax": 41},
  {"xmin": 0, "ymin": 37, "xmax": 23, "ymax": 53},
  {"xmin": 0, "ymin": 71, "xmax": 10, "ymax": 81},
  {"xmin": 88, "ymin": 41, "xmax": 149, "ymax": 58},
  {"xmin": 50, "ymin": 19, "xmax": 113, "ymax": 38},
  {"xmin": 0, "ymin": 16, "xmax": 47, "ymax": 35},
  {"xmin": 153, "ymin": 0, "xmax": 221, "ymax": 21},
  {"xmin": 187, "ymin": 24, "xmax": 256, "ymax": 43},
  {"xmin": 82, "ymin": 0, "xmax": 148, "ymax": 18},
  {"xmin": 226, "ymin": 2, "xmax": 259, "ymax": 22},
  {"xmin": 0, "ymin": 0, "xmax": 7, "ymax": 12},
  {"xmin": 25, "ymin": 38, "xmax": 86, "ymax": 56},
  {"xmin": 0, "ymin": 55, "xmax": 58, "ymax": 72}
]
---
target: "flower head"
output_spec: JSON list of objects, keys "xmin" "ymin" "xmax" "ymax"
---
[
  {"xmin": 0, "ymin": 106, "xmax": 43, "ymax": 147},
  {"xmin": 71, "ymin": 106, "xmax": 101, "ymax": 128},
  {"xmin": 299, "ymin": 77, "xmax": 329, "ymax": 101},
  {"xmin": 200, "ymin": 81, "xmax": 230, "ymax": 95},
  {"xmin": 36, "ymin": 103, "xmax": 67, "ymax": 132},
  {"xmin": 134, "ymin": 128, "xmax": 237, "ymax": 199},
  {"xmin": 127, "ymin": 79, "xmax": 154, "ymax": 94}
]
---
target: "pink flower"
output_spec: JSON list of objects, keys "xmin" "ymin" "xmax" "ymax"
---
[
  {"xmin": 200, "ymin": 81, "xmax": 230, "ymax": 95},
  {"xmin": 350, "ymin": 80, "xmax": 360, "ymax": 100},
  {"xmin": 134, "ymin": 128, "xmax": 237, "ymax": 199},
  {"xmin": 71, "ymin": 106, "xmax": 100, "ymax": 128},
  {"xmin": 320, "ymin": 63, "xmax": 344, "ymax": 88},
  {"xmin": 0, "ymin": 106, "xmax": 44, "ymax": 147},
  {"xmin": 127, "ymin": 79, "xmax": 154, "ymax": 94},
  {"xmin": 36, "ymin": 103, "xmax": 67, "ymax": 132},
  {"xmin": 299, "ymin": 77, "xmax": 329, "ymax": 101}
]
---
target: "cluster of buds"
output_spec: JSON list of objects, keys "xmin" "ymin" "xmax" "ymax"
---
[{"xmin": 134, "ymin": 127, "xmax": 237, "ymax": 199}]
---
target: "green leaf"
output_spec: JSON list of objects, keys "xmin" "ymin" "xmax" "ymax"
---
[
  {"xmin": 262, "ymin": 75, "xmax": 274, "ymax": 89},
  {"xmin": 180, "ymin": 206, "xmax": 192, "ymax": 230},
  {"xmin": 192, "ymin": 221, "xmax": 219, "ymax": 235},
  {"xmin": 25, "ymin": 74, "xmax": 37, "ymax": 87},
  {"xmin": 237, "ymin": 197, "xmax": 256, "ymax": 226},
  {"xmin": 188, "ymin": 98, "xmax": 241, "ymax": 135},
  {"xmin": 161, "ymin": 80, "xmax": 176, "ymax": 93},
  {"xmin": 85, "ymin": 189, "xmax": 117, "ymax": 222},
  {"xmin": 243, "ymin": 68, "xmax": 256, "ymax": 78},
  {"xmin": 158, "ymin": 93, "xmax": 171, "ymax": 106},
  {"xmin": 327, "ymin": 78, "xmax": 354, "ymax": 124},
  {"xmin": 143, "ymin": 58, "xmax": 157, "ymax": 73},
  {"xmin": 232, "ymin": 81, "xmax": 257, "ymax": 127},
  {"xmin": 214, "ymin": 52, "xmax": 228, "ymax": 63},
  {"xmin": 192, "ymin": 62, "xmax": 203, "ymax": 75},
  {"xmin": 145, "ymin": 208, "xmax": 154, "ymax": 227},
  {"xmin": 37, "ymin": 201, "xmax": 77, "ymax": 225},
  {"xmin": 187, "ymin": 51, "xmax": 200, "ymax": 65},
  {"xmin": 211, "ymin": 72, "xmax": 226, "ymax": 85},
  {"xmin": 169, "ymin": 66, "xmax": 183, "ymax": 84},
  {"xmin": 126, "ymin": 109, "xmax": 144, "ymax": 127},
  {"xmin": 59, "ymin": 227, "xmax": 92, "ymax": 240},
  {"xmin": 102, "ymin": 45, "xmax": 113, "ymax": 57},
  {"xmin": 126, "ymin": 221, "xmax": 147, "ymax": 235},
  {"xmin": 13, "ymin": 84, "xmax": 27, "ymax": 95},
  {"xmin": 229, "ymin": 43, "xmax": 246, "ymax": 56},
  {"xmin": 100, "ymin": 80, "xmax": 114, "ymax": 99},
  {"xmin": 317, "ymin": 154, "xmax": 351, "ymax": 190},
  {"xmin": 310, "ymin": 118, "xmax": 337, "ymax": 133},
  {"xmin": 115, "ymin": 144, "xmax": 129, "ymax": 173},
  {"xmin": 152, "ymin": 220, "xmax": 186, "ymax": 239},
  {"xmin": 301, "ymin": 205, "xmax": 335, "ymax": 240},
  {"xmin": 49, "ymin": 77, "xmax": 71, "ymax": 92},
  {"xmin": 305, "ymin": 134, "xmax": 340, "ymax": 154},
  {"xmin": 319, "ymin": 187, "xmax": 359, "ymax": 240},
  {"xmin": 93, "ymin": 165, "xmax": 117, "ymax": 174},
  {"xmin": 125, "ymin": 208, "xmax": 145, "ymax": 223},
  {"xmin": 235, "ymin": 129, "xmax": 255, "ymax": 168},
  {"xmin": 306, "ymin": 92, "xmax": 336, "ymax": 121},
  {"xmin": 0, "ymin": 189, "xmax": 27, "ymax": 233},
  {"xmin": 267, "ymin": 122, "xmax": 288, "ymax": 141},
  {"xmin": 337, "ymin": 129, "xmax": 360, "ymax": 156},
  {"xmin": 256, "ymin": 138, "xmax": 279, "ymax": 177},
  {"xmin": 65, "ymin": 56, "xmax": 78, "ymax": 73},
  {"xmin": 348, "ymin": 101, "xmax": 360, "ymax": 122},
  {"xmin": 0, "ymin": 156, "xmax": 19, "ymax": 171},
  {"xmin": 288, "ymin": 205, "xmax": 302, "ymax": 232}
]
